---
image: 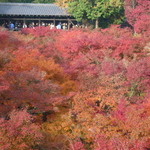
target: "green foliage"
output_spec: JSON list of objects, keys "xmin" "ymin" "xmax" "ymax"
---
[{"xmin": 69, "ymin": 0, "xmax": 125, "ymax": 28}]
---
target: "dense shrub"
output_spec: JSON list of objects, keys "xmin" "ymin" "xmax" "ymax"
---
[{"xmin": 0, "ymin": 109, "xmax": 43, "ymax": 150}]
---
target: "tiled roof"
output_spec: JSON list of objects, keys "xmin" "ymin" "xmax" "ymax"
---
[{"xmin": 0, "ymin": 3, "xmax": 70, "ymax": 16}]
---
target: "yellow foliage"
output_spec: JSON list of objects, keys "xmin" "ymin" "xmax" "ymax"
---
[
  {"xmin": 55, "ymin": 0, "xmax": 73, "ymax": 8},
  {"xmin": 6, "ymin": 50, "xmax": 77, "ymax": 95}
]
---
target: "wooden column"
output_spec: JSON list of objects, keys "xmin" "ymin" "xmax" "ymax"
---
[
  {"xmin": 53, "ymin": 17, "xmax": 56, "ymax": 26},
  {"xmin": 67, "ymin": 18, "xmax": 70, "ymax": 30},
  {"xmin": 39, "ymin": 18, "xmax": 41, "ymax": 26},
  {"xmin": 23, "ymin": 18, "xmax": 26, "ymax": 24}
]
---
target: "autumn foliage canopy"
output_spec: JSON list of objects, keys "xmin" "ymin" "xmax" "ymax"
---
[{"xmin": 0, "ymin": 1, "xmax": 150, "ymax": 149}]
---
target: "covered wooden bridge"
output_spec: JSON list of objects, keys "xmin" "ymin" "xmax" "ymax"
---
[{"xmin": 0, "ymin": 2, "xmax": 77, "ymax": 29}]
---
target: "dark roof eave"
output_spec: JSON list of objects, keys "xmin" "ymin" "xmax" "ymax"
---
[{"xmin": 0, "ymin": 14, "xmax": 71, "ymax": 17}]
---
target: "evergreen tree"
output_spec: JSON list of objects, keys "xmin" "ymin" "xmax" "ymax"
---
[{"xmin": 68, "ymin": 0, "xmax": 124, "ymax": 28}]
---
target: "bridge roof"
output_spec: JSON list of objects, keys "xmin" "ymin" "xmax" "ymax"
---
[{"xmin": 0, "ymin": 2, "xmax": 70, "ymax": 16}]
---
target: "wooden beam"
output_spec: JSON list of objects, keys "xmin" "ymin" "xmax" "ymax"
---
[{"xmin": 0, "ymin": 17, "xmax": 76, "ymax": 21}]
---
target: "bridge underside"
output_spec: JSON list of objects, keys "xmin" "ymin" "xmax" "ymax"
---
[{"xmin": 0, "ymin": 15, "xmax": 77, "ymax": 29}]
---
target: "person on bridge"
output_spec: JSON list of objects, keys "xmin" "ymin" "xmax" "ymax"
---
[{"xmin": 9, "ymin": 22, "xmax": 15, "ymax": 31}]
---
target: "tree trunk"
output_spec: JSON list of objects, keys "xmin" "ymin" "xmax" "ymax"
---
[
  {"xmin": 95, "ymin": 18, "xmax": 99, "ymax": 28},
  {"xmin": 132, "ymin": 0, "xmax": 137, "ymax": 8}
]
